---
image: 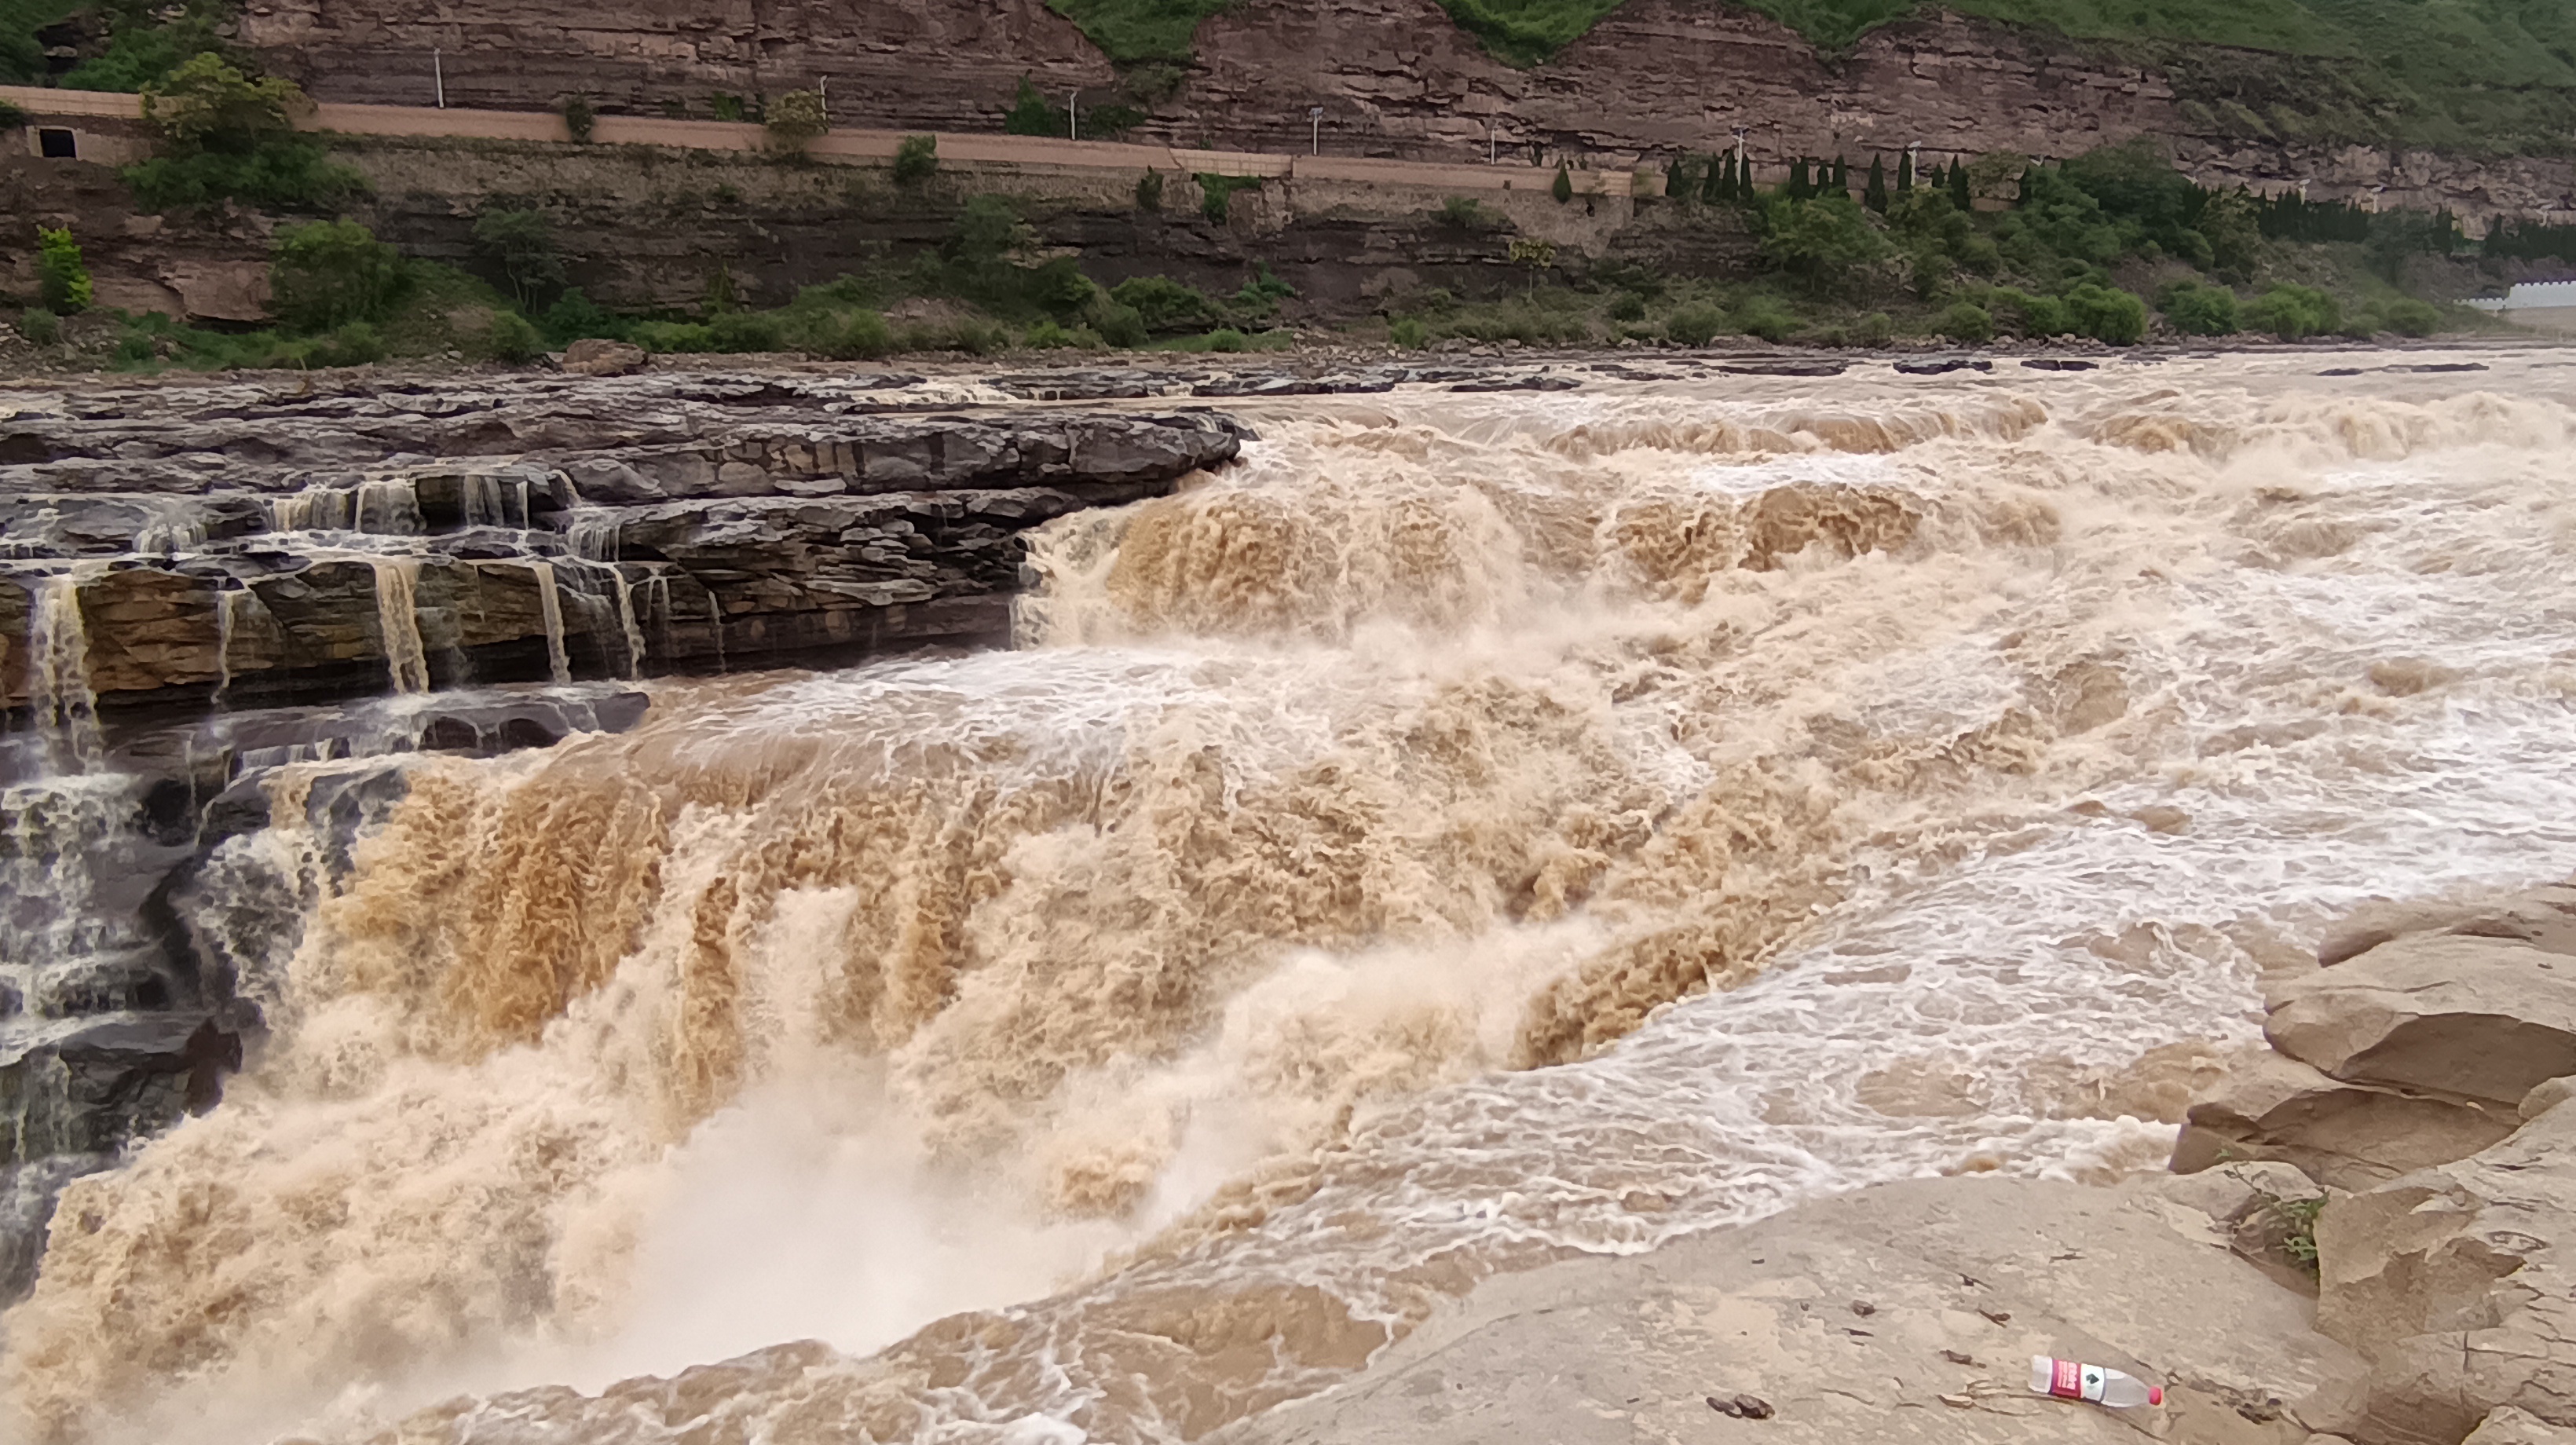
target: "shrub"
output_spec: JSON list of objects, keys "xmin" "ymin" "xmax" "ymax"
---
[
  {"xmin": 1004, "ymin": 77, "xmax": 1059, "ymax": 137},
  {"xmin": 1198, "ymin": 173, "xmax": 1261, "ymax": 223},
  {"xmin": 1389, "ymin": 316, "xmax": 1427, "ymax": 348},
  {"xmin": 1089, "ymin": 300, "xmax": 1149, "ymax": 348},
  {"xmin": 538, "ymin": 287, "xmax": 621, "ymax": 344},
  {"xmin": 1204, "ymin": 327, "xmax": 1247, "ymax": 352},
  {"xmin": 631, "ymin": 320, "xmax": 715, "ymax": 353},
  {"xmin": 0, "ymin": 101, "xmax": 24, "ymax": 130},
  {"xmin": 1758, "ymin": 196, "xmax": 1890, "ymax": 294},
  {"xmin": 1608, "ymin": 291, "xmax": 1646, "ymax": 321},
  {"xmin": 271, "ymin": 219, "xmax": 406, "ymax": 331},
  {"xmin": 1853, "ymin": 310, "xmax": 1895, "ymax": 346},
  {"xmin": 16, "ymin": 306, "xmax": 60, "ymax": 345},
  {"xmin": 893, "ymin": 134, "xmax": 938, "ymax": 184},
  {"xmin": 1111, "ymin": 275, "xmax": 1220, "ymax": 333},
  {"xmin": 2158, "ymin": 280, "xmax": 2240, "ymax": 336},
  {"xmin": 1551, "ymin": 161, "xmax": 1573, "ymax": 204},
  {"xmin": 472, "ymin": 207, "xmax": 566, "ymax": 310},
  {"xmin": 1025, "ymin": 319, "xmax": 1078, "ymax": 349},
  {"xmin": 36, "ymin": 228, "xmax": 92, "ymax": 314},
  {"xmin": 765, "ymin": 90, "xmax": 828, "ymax": 154},
  {"xmin": 560, "ymin": 93, "xmax": 596, "ymax": 144},
  {"xmin": 481, "ymin": 310, "xmax": 543, "ymax": 363},
  {"xmin": 2062, "ymin": 283, "xmax": 2147, "ymax": 345},
  {"xmin": 1936, "ymin": 300, "xmax": 1993, "ymax": 342},
  {"xmin": 2377, "ymin": 297, "xmax": 2443, "ymax": 338},
  {"xmin": 1737, "ymin": 297, "xmax": 1799, "ymax": 342},
  {"xmin": 711, "ymin": 93, "xmax": 746, "ymax": 123},
  {"xmin": 2246, "ymin": 284, "xmax": 2340, "ymax": 341},
  {"xmin": 708, "ymin": 309, "xmax": 786, "ymax": 351},
  {"xmin": 1438, "ymin": 195, "xmax": 1489, "ymax": 229},
  {"xmin": 812, "ymin": 309, "xmax": 894, "ymax": 360},
  {"xmin": 1663, "ymin": 301, "xmax": 1727, "ymax": 346},
  {"xmin": 1136, "ymin": 170, "xmax": 1164, "ymax": 211},
  {"xmin": 306, "ymin": 320, "xmax": 387, "ymax": 368}
]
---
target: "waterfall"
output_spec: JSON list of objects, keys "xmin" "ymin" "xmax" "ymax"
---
[
  {"xmin": 25, "ymin": 574, "xmax": 101, "ymax": 768},
  {"xmin": 213, "ymin": 588, "xmax": 240, "ymax": 705},
  {"xmin": 529, "ymin": 561, "xmax": 573, "ymax": 686},
  {"xmin": 370, "ymin": 560, "xmax": 431, "ymax": 694}
]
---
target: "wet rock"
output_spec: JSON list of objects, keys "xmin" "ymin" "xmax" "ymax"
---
[
  {"xmin": 2267, "ymin": 931, "xmax": 2576, "ymax": 1107},
  {"xmin": 2169, "ymin": 1047, "xmax": 2516, "ymax": 1191},
  {"xmin": 2022, "ymin": 357, "xmax": 2099, "ymax": 371},
  {"xmin": 562, "ymin": 338, "xmax": 649, "ymax": 377},
  {"xmin": 2316, "ymin": 1093, "xmax": 2576, "ymax": 1444},
  {"xmin": 1895, "ymin": 356, "xmax": 1992, "ymax": 375}
]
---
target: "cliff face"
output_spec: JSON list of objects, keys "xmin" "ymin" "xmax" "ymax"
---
[{"xmin": 236, "ymin": 0, "xmax": 2576, "ymax": 218}]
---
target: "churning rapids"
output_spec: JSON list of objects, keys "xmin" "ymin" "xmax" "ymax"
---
[{"xmin": 10, "ymin": 349, "xmax": 2576, "ymax": 1445}]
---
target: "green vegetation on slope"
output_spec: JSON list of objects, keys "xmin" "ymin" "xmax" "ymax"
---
[{"xmin": 1039, "ymin": 0, "xmax": 1231, "ymax": 64}]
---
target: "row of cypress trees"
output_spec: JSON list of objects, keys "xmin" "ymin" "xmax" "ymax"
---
[{"xmin": 1666, "ymin": 149, "xmax": 1978, "ymax": 211}]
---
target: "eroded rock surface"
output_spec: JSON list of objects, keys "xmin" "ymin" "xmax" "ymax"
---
[
  {"xmin": 0, "ymin": 371, "xmax": 1243, "ymax": 710},
  {"xmin": 1213, "ymin": 1173, "xmax": 2364, "ymax": 1445}
]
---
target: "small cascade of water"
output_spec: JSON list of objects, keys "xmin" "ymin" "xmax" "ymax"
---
[
  {"xmin": 212, "ymin": 589, "xmax": 241, "ymax": 707},
  {"xmin": 565, "ymin": 510, "xmax": 619, "ymax": 563},
  {"xmin": 369, "ymin": 560, "xmax": 431, "ymax": 694},
  {"xmin": 25, "ymin": 575, "xmax": 101, "ymax": 768},
  {"xmin": 354, "ymin": 478, "xmax": 424, "ymax": 536},
  {"xmin": 529, "ymin": 562, "xmax": 574, "ymax": 686}
]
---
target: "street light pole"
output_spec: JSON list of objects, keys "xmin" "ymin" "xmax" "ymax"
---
[
  {"xmin": 433, "ymin": 47, "xmax": 445, "ymax": 108},
  {"xmin": 1309, "ymin": 105, "xmax": 1323, "ymax": 155},
  {"xmin": 1069, "ymin": 93, "xmax": 1078, "ymax": 141}
]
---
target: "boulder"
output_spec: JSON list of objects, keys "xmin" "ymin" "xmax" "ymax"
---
[
  {"xmin": 2169, "ymin": 1048, "xmax": 2516, "ymax": 1192},
  {"xmin": 2315, "ymin": 1094, "xmax": 2576, "ymax": 1445},
  {"xmin": 561, "ymin": 338, "xmax": 649, "ymax": 377},
  {"xmin": 2267, "ymin": 932, "xmax": 2576, "ymax": 1106}
]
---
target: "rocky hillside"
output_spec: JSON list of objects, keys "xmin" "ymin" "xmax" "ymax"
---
[{"xmin": 1221, "ymin": 876, "xmax": 2576, "ymax": 1445}]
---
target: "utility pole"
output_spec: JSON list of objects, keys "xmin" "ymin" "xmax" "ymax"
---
[
  {"xmin": 1310, "ymin": 104, "xmax": 1323, "ymax": 155},
  {"xmin": 433, "ymin": 47, "xmax": 445, "ymax": 108},
  {"xmin": 1488, "ymin": 116, "xmax": 1497, "ymax": 164},
  {"xmin": 1069, "ymin": 93, "xmax": 1078, "ymax": 141}
]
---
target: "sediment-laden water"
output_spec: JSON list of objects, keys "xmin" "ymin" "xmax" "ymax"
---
[{"xmin": 10, "ymin": 350, "xmax": 2576, "ymax": 1445}]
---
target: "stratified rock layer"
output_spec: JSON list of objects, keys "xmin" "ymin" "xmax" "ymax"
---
[{"xmin": 0, "ymin": 371, "xmax": 1243, "ymax": 710}]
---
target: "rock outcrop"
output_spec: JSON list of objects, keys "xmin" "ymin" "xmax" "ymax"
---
[
  {"xmin": 2172, "ymin": 883, "xmax": 2576, "ymax": 1193},
  {"xmin": 0, "ymin": 371, "xmax": 1243, "ymax": 710},
  {"xmin": 2161, "ymin": 877, "xmax": 2576, "ymax": 1445},
  {"xmin": 1214, "ymin": 1171, "xmax": 2366, "ymax": 1445}
]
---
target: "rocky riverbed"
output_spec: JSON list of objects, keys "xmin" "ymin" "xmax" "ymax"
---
[
  {"xmin": 1224, "ymin": 879, "xmax": 2576, "ymax": 1445},
  {"xmin": 0, "ymin": 365, "xmax": 1246, "ymax": 1303}
]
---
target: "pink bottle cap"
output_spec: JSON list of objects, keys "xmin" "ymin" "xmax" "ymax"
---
[{"xmin": 2149, "ymin": 1387, "xmax": 2164, "ymax": 1406}]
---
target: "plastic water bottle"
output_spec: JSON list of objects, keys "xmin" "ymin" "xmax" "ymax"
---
[{"xmin": 2029, "ymin": 1355, "xmax": 2164, "ymax": 1407}]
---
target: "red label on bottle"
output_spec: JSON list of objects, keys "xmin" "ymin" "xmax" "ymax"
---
[{"xmin": 2051, "ymin": 1359, "xmax": 2082, "ymax": 1399}]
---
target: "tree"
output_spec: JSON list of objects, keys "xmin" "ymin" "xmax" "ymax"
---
[
  {"xmin": 1664, "ymin": 153, "xmax": 1703, "ymax": 203},
  {"xmin": 1787, "ymin": 156, "xmax": 1810, "ymax": 199},
  {"xmin": 472, "ymin": 207, "xmax": 565, "ymax": 309},
  {"xmin": 1705, "ymin": 152, "xmax": 1730, "ymax": 204},
  {"xmin": 560, "ymin": 93, "xmax": 596, "ymax": 144},
  {"xmin": 271, "ymin": 218, "xmax": 405, "ymax": 331},
  {"xmin": 1759, "ymin": 195, "xmax": 1890, "ymax": 294},
  {"xmin": 893, "ymin": 134, "xmax": 938, "ymax": 183},
  {"xmin": 1936, "ymin": 300, "xmax": 1992, "ymax": 342},
  {"xmin": 1896, "ymin": 149, "xmax": 1913, "ymax": 192},
  {"xmin": 35, "ymin": 228, "xmax": 90, "ymax": 314},
  {"xmin": 1136, "ymin": 170, "xmax": 1165, "ymax": 210},
  {"xmin": 2062, "ymin": 282, "xmax": 2147, "ymax": 344},
  {"xmin": 2247, "ymin": 284, "xmax": 2339, "ymax": 341},
  {"xmin": 1004, "ymin": 77, "xmax": 1058, "ymax": 137},
  {"xmin": 1864, "ymin": 155, "xmax": 1888, "ymax": 213},
  {"xmin": 1551, "ymin": 160, "xmax": 1573, "ymax": 203},
  {"xmin": 1828, "ymin": 155, "xmax": 1847, "ymax": 192},
  {"xmin": 141, "ymin": 52, "xmax": 306, "ymax": 152},
  {"xmin": 2157, "ymin": 280, "xmax": 2240, "ymax": 335},
  {"xmin": 1948, "ymin": 157, "xmax": 1973, "ymax": 210},
  {"xmin": 764, "ymin": 89, "xmax": 828, "ymax": 154}
]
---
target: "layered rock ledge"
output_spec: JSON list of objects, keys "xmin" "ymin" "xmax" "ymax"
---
[{"xmin": 0, "ymin": 371, "xmax": 1244, "ymax": 713}]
